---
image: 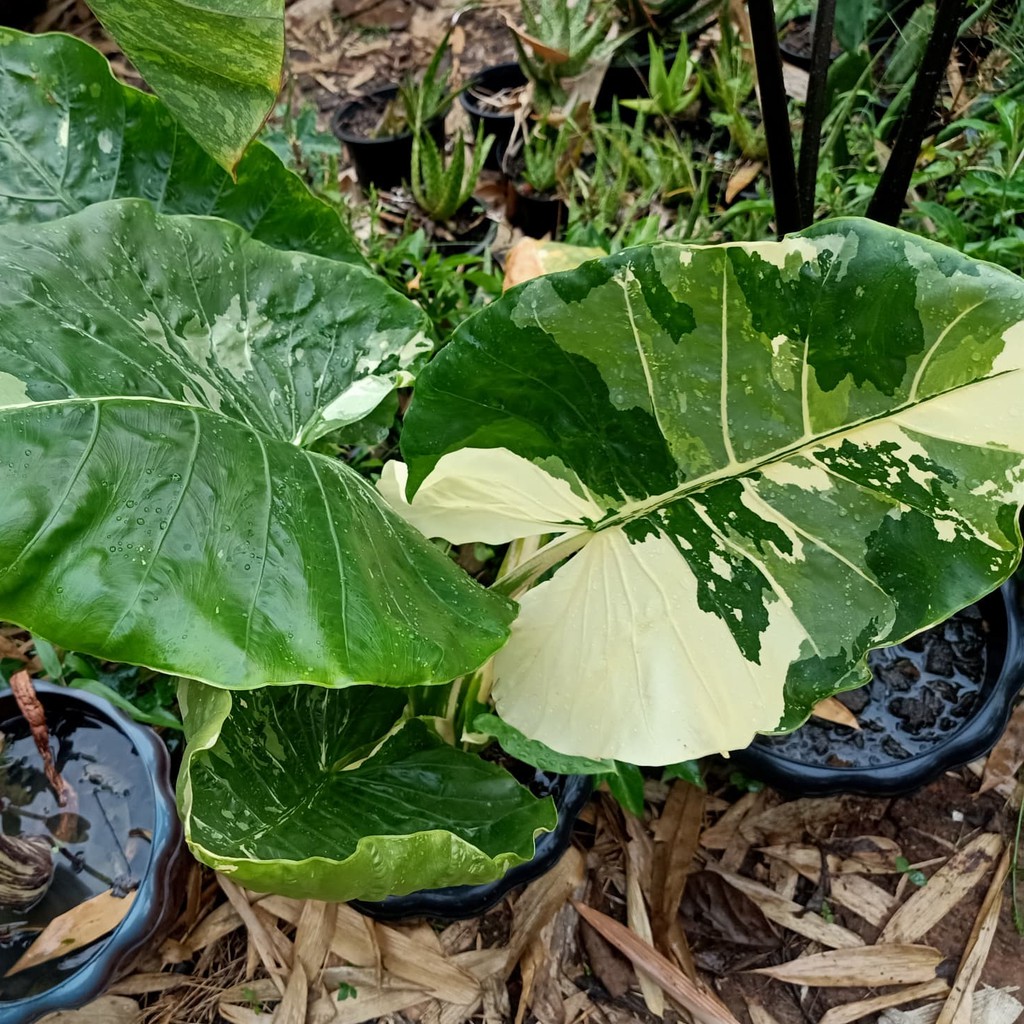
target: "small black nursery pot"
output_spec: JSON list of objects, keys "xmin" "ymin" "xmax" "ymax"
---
[
  {"xmin": 332, "ymin": 86, "xmax": 446, "ymax": 192},
  {"xmin": 351, "ymin": 772, "xmax": 592, "ymax": 921},
  {"xmin": 733, "ymin": 575, "xmax": 1024, "ymax": 797},
  {"xmin": 460, "ymin": 63, "xmax": 529, "ymax": 172},
  {"xmin": 507, "ymin": 184, "xmax": 569, "ymax": 239},
  {"xmin": 0, "ymin": 683, "xmax": 183, "ymax": 1024}
]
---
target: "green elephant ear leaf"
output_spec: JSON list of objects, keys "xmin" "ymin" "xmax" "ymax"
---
[
  {"xmin": 0, "ymin": 198, "xmax": 513, "ymax": 689},
  {"xmin": 392, "ymin": 220, "xmax": 1024, "ymax": 765},
  {"xmin": 178, "ymin": 680, "xmax": 557, "ymax": 900},
  {"xmin": 0, "ymin": 29, "xmax": 361, "ymax": 264},
  {"xmin": 85, "ymin": 0, "xmax": 284, "ymax": 174}
]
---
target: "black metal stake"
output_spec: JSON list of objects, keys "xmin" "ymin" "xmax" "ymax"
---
[
  {"xmin": 796, "ymin": 0, "xmax": 837, "ymax": 227},
  {"xmin": 747, "ymin": 0, "xmax": 802, "ymax": 238},
  {"xmin": 866, "ymin": 0, "xmax": 969, "ymax": 225}
]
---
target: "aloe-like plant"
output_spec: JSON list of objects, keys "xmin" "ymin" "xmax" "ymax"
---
[
  {"xmin": 620, "ymin": 35, "xmax": 701, "ymax": 118},
  {"xmin": 411, "ymin": 126, "xmax": 493, "ymax": 223}
]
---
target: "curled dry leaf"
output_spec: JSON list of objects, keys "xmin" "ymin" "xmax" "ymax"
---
[{"xmin": 977, "ymin": 702, "xmax": 1024, "ymax": 796}]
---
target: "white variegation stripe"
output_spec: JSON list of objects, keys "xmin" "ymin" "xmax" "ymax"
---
[
  {"xmin": 378, "ymin": 448, "xmax": 605, "ymax": 545},
  {"xmin": 492, "ymin": 528, "xmax": 797, "ymax": 764}
]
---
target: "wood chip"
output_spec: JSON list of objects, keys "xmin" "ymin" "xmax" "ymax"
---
[
  {"xmin": 978, "ymin": 703, "xmax": 1024, "ymax": 796},
  {"xmin": 746, "ymin": 1000, "xmax": 787, "ymax": 1024},
  {"xmin": 108, "ymin": 972, "xmax": 189, "ymax": 996},
  {"xmin": 6, "ymin": 889, "xmax": 137, "ymax": 976},
  {"xmin": 751, "ymin": 944, "xmax": 944, "ymax": 987},
  {"xmin": 879, "ymin": 833, "xmax": 1003, "ymax": 945},
  {"xmin": 818, "ymin": 980, "xmax": 951, "ymax": 1024},
  {"xmin": 705, "ymin": 864, "xmax": 864, "ymax": 948},
  {"xmin": 574, "ymin": 901, "xmax": 743, "ymax": 1024},
  {"xmin": 934, "ymin": 847, "xmax": 1013, "ymax": 1024}
]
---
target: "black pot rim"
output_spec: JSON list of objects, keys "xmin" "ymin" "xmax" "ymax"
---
[
  {"xmin": 732, "ymin": 575, "xmax": 1024, "ymax": 797},
  {"xmin": 332, "ymin": 85, "xmax": 411, "ymax": 145},
  {"xmin": 0, "ymin": 682, "xmax": 183, "ymax": 1024},
  {"xmin": 350, "ymin": 773, "xmax": 593, "ymax": 921}
]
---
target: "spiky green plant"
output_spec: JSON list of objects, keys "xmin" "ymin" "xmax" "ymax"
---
[{"xmin": 411, "ymin": 125, "xmax": 493, "ymax": 223}]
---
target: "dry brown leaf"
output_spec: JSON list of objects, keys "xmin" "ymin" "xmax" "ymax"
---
[
  {"xmin": 506, "ymin": 845, "xmax": 585, "ymax": 978},
  {"xmin": 219, "ymin": 1006, "xmax": 274, "ymax": 1024},
  {"xmin": 272, "ymin": 959, "xmax": 308, "ymax": 1024},
  {"xmin": 504, "ymin": 16, "xmax": 570, "ymax": 64},
  {"xmin": 181, "ymin": 899, "xmax": 244, "ymax": 954},
  {"xmin": 746, "ymin": 1000, "xmax": 787, "ymax": 1024},
  {"xmin": 760, "ymin": 836, "xmax": 903, "ymax": 876},
  {"xmin": 107, "ymin": 972, "xmax": 189, "ymax": 996},
  {"xmin": 978, "ymin": 703, "xmax": 1024, "ymax": 796},
  {"xmin": 934, "ymin": 847, "xmax": 1012, "ymax": 1024},
  {"xmin": 812, "ymin": 696, "xmax": 863, "ymax": 730},
  {"xmin": 751, "ymin": 944, "xmax": 944, "ymax": 987},
  {"xmin": 700, "ymin": 791, "xmax": 764, "ymax": 850},
  {"xmin": 574, "ymin": 901, "xmax": 743, "ymax": 1024},
  {"xmin": 724, "ymin": 160, "xmax": 763, "ymax": 203},
  {"xmin": 35, "ymin": 995, "xmax": 143, "ymax": 1024},
  {"xmin": 829, "ymin": 874, "xmax": 898, "ymax": 928},
  {"xmin": 879, "ymin": 833, "xmax": 1003, "ymax": 945},
  {"xmin": 294, "ymin": 901, "xmax": 337, "ymax": 981},
  {"xmin": 626, "ymin": 837, "xmax": 664, "ymax": 1017},
  {"xmin": 705, "ymin": 864, "xmax": 864, "ymax": 949},
  {"xmin": 502, "ymin": 238, "xmax": 605, "ymax": 291},
  {"xmin": 739, "ymin": 797, "xmax": 874, "ymax": 846},
  {"xmin": 879, "ymin": 985, "xmax": 1024, "ymax": 1023},
  {"xmin": 818, "ymin": 979, "xmax": 951, "ymax": 1024},
  {"xmin": 579, "ymin": 919, "xmax": 634, "ymax": 999},
  {"xmin": 681, "ymin": 871, "xmax": 780, "ymax": 949},
  {"xmin": 6, "ymin": 889, "xmax": 137, "ymax": 976},
  {"xmin": 651, "ymin": 780, "xmax": 704, "ymax": 976},
  {"xmin": 261, "ymin": 896, "xmax": 479, "ymax": 1004}
]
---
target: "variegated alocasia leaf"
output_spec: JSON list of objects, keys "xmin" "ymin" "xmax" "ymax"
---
[
  {"xmin": 178, "ymin": 680, "xmax": 557, "ymax": 900},
  {"xmin": 385, "ymin": 219, "xmax": 1024, "ymax": 765},
  {"xmin": 86, "ymin": 0, "xmax": 284, "ymax": 174},
  {"xmin": 0, "ymin": 29, "xmax": 362, "ymax": 264},
  {"xmin": 0, "ymin": 199, "xmax": 513, "ymax": 690}
]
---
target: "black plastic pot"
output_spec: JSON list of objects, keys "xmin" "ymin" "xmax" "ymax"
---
[
  {"xmin": 332, "ymin": 86, "xmax": 446, "ymax": 192},
  {"xmin": 0, "ymin": 683, "xmax": 183, "ymax": 1024},
  {"xmin": 508, "ymin": 184, "xmax": 569, "ymax": 239},
  {"xmin": 460, "ymin": 63, "xmax": 529, "ymax": 172},
  {"xmin": 732, "ymin": 576, "xmax": 1024, "ymax": 797},
  {"xmin": 778, "ymin": 14, "xmax": 842, "ymax": 72},
  {"xmin": 351, "ymin": 772, "xmax": 592, "ymax": 921},
  {"xmin": 428, "ymin": 199, "xmax": 499, "ymax": 257}
]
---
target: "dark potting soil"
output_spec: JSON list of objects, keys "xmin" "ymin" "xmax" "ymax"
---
[
  {"xmin": 0, "ymin": 707, "xmax": 155, "ymax": 999},
  {"xmin": 758, "ymin": 605, "xmax": 989, "ymax": 767},
  {"xmin": 339, "ymin": 92, "xmax": 406, "ymax": 140},
  {"xmin": 779, "ymin": 17, "xmax": 842, "ymax": 65}
]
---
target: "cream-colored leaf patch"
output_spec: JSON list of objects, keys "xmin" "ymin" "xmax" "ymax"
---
[
  {"xmin": 491, "ymin": 527, "xmax": 798, "ymax": 764},
  {"xmin": 377, "ymin": 448, "xmax": 605, "ymax": 545}
]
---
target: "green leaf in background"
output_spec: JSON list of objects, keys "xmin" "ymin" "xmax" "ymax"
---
[
  {"xmin": 178, "ymin": 681, "xmax": 557, "ymax": 900},
  {"xmin": 0, "ymin": 199, "xmax": 513, "ymax": 691},
  {"xmin": 85, "ymin": 0, "xmax": 284, "ymax": 174},
  {"xmin": 387, "ymin": 219, "xmax": 1024, "ymax": 765},
  {"xmin": 662, "ymin": 760, "xmax": 704, "ymax": 788},
  {"xmin": 0, "ymin": 30, "xmax": 362, "ymax": 265}
]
